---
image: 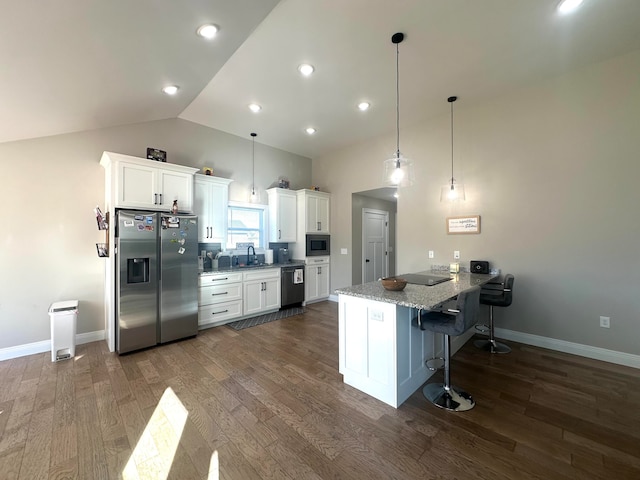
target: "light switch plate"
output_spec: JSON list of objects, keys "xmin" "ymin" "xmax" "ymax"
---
[
  {"xmin": 428, "ymin": 250, "xmax": 434, "ymax": 258},
  {"xmin": 454, "ymin": 250, "xmax": 460, "ymax": 259},
  {"xmin": 341, "ymin": 248, "xmax": 348, "ymax": 255}
]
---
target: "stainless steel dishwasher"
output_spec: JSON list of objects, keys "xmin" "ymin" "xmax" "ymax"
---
[{"xmin": 281, "ymin": 265, "xmax": 305, "ymax": 308}]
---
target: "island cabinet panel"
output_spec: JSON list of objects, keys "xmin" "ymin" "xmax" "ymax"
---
[
  {"xmin": 339, "ymin": 295, "xmax": 398, "ymax": 406},
  {"xmin": 338, "ymin": 295, "xmax": 440, "ymax": 408},
  {"xmin": 396, "ymin": 306, "xmax": 435, "ymax": 400}
]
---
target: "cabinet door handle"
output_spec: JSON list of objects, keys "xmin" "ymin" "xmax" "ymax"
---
[
  {"xmin": 278, "ymin": 229, "xmax": 281, "ymax": 240},
  {"xmin": 211, "ymin": 277, "xmax": 228, "ymax": 282},
  {"xmin": 212, "ymin": 292, "xmax": 228, "ymax": 296},
  {"xmin": 212, "ymin": 309, "xmax": 229, "ymax": 315},
  {"xmin": 317, "ymin": 221, "xmax": 321, "ymax": 231},
  {"xmin": 159, "ymin": 193, "xmax": 163, "ymax": 205},
  {"xmin": 154, "ymin": 193, "xmax": 158, "ymax": 205},
  {"xmin": 318, "ymin": 267, "xmax": 321, "ymax": 274}
]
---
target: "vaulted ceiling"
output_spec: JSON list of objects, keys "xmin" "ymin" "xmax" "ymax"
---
[{"xmin": 2, "ymin": 0, "xmax": 640, "ymax": 159}]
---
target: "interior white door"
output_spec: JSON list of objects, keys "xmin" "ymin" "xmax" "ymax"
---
[{"xmin": 362, "ymin": 209, "xmax": 389, "ymax": 283}]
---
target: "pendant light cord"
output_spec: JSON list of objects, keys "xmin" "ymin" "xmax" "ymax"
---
[
  {"xmin": 395, "ymin": 41, "xmax": 400, "ymax": 159},
  {"xmin": 447, "ymin": 96, "xmax": 458, "ymax": 185},
  {"xmin": 450, "ymin": 100, "xmax": 454, "ymax": 183},
  {"xmin": 250, "ymin": 132, "xmax": 257, "ymax": 193}
]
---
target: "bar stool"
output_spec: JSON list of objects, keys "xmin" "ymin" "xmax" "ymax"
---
[
  {"xmin": 474, "ymin": 274, "xmax": 514, "ymax": 354},
  {"xmin": 417, "ymin": 286, "xmax": 481, "ymax": 412}
]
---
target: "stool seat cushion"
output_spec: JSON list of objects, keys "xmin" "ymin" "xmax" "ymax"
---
[{"xmin": 419, "ymin": 286, "xmax": 481, "ymax": 336}]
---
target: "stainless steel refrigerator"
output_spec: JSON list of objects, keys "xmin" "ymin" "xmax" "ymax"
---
[{"xmin": 115, "ymin": 210, "xmax": 198, "ymax": 354}]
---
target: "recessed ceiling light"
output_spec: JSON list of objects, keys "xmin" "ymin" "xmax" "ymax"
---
[
  {"xmin": 557, "ymin": 0, "xmax": 584, "ymax": 14},
  {"xmin": 298, "ymin": 64, "xmax": 315, "ymax": 76},
  {"xmin": 358, "ymin": 102, "xmax": 370, "ymax": 111},
  {"xmin": 248, "ymin": 103, "xmax": 262, "ymax": 113},
  {"xmin": 162, "ymin": 85, "xmax": 179, "ymax": 95},
  {"xmin": 305, "ymin": 127, "xmax": 316, "ymax": 135},
  {"xmin": 197, "ymin": 24, "xmax": 219, "ymax": 39}
]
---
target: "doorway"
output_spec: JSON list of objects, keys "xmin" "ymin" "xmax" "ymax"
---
[
  {"xmin": 351, "ymin": 189, "xmax": 397, "ymax": 285},
  {"xmin": 362, "ymin": 209, "xmax": 389, "ymax": 283}
]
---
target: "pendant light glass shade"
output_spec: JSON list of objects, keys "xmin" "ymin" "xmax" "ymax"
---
[
  {"xmin": 441, "ymin": 96, "xmax": 465, "ymax": 201},
  {"xmin": 384, "ymin": 33, "xmax": 413, "ymax": 187},
  {"xmin": 249, "ymin": 133, "xmax": 259, "ymax": 203},
  {"xmin": 384, "ymin": 155, "xmax": 413, "ymax": 187}
]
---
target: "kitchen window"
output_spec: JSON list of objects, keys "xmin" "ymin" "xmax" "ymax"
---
[{"xmin": 227, "ymin": 202, "xmax": 267, "ymax": 249}]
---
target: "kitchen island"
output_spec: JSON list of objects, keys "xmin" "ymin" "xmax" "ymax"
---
[{"xmin": 335, "ymin": 271, "xmax": 496, "ymax": 408}]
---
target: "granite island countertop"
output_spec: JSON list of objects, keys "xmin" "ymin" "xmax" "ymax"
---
[{"xmin": 335, "ymin": 271, "xmax": 497, "ymax": 310}]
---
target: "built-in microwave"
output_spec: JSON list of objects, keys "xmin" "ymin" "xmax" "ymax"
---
[{"xmin": 306, "ymin": 234, "xmax": 330, "ymax": 256}]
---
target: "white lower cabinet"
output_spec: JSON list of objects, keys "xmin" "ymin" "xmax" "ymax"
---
[
  {"xmin": 338, "ymin": 295, "xmax": 436, "ymax": 408},
  {"xmin": 243, "ymin": 269, "xmax": 281, "ymax": 317},
  {"xmin": 305, "ymin": 257, "xmax": 330, "ymax": 304},
  {"xmin": 199, "ymin": 268, "xmax": 283, "ymax": 328},
  {"xmin": 198, "ymin": 272, "xmax": 243, "ymax": 327}
]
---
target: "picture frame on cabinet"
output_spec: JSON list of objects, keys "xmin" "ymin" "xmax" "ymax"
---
[{"xmin": 146, "ymin": 147, "xmax": 167, "ymax": 162}]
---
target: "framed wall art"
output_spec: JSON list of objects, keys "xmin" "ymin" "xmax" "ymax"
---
[{"xmin": 446, "ymin": 215, "xmax": 481, "ymax": 234}]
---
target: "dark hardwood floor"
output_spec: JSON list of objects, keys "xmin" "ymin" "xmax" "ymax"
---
[{"xmin": 1, "ymin": 300, "xmax": 639, "ymax": 479}]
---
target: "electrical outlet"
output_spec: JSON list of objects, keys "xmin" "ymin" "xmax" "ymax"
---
[
  {"xmin": 599, "ymin": 316, "xmax": 610, "ymax": 328},
  {"xmin": 454, "ymin": 250, "xmax": 460, "ymax": 259},
  {"xmin": 428, "ymin": 250, "xmax": 434, "ymax": 259}
]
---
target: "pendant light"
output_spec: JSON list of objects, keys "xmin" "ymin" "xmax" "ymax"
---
[
  {"xmin": 383, "ymin": 32, "xmax": 413, "ymax": 187},
  {"xmin": 440, "ymin": 96, "xmax": 465, "ymax": 201},
  {"xmin": 249, "ymin": 133, "xmax": 259, "ymax": 203}
]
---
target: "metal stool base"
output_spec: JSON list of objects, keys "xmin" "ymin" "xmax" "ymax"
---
[
  {"xmin": 423, "ymin": 383, "xmax": 475, "ymax": 412},
  {"xmin": 473, "ymin": 338, "xmax": 511, "ymax": 354}
]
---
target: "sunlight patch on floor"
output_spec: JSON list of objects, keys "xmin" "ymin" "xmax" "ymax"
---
[
  {"xmin": 208, "ymin": 450, "xmax": 219, "ymax": 480},
  {"xmin": 123, "ymin": 387, "xmax": 188, "ymax": 479}
]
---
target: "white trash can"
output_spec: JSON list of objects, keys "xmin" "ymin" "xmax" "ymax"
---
[{"xmin": 49, "ymin": 300, "xmax": 78, "ymax": 362}]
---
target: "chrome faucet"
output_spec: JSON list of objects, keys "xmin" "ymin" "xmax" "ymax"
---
[{"xmin": 247, "ymin": 245, "xmax": 256, "ymax": 265}]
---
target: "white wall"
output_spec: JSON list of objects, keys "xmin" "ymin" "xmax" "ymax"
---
[
  {"xmin": 0, "ymin": 118, "xmax": 311, "ymax": 350},
  {"xmin": 313, "ymin": 49, "xmax": 640, "ymax": 356}
]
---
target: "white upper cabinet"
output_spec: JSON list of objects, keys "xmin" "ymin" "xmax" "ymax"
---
[
  {"xmin": 298, "ymin": 190, "xmax": 330, "ymax": 234},
  {"xmin": 267, "ymin": 188, "xmax": 297, "ymax": 242},
  {"xmin": 193, "ymin": 175, "xmax": 232, "ymax": 244},
  {"xmin": 100, "ymin": 151, "xmax": 198, "ymax": 212}
]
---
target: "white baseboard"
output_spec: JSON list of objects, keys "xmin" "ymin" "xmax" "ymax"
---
[
  {"xmin": 0, "ymin": 330, "xmax": 106, "ymax": 362},
  {"xmin": 329, "ymin": 294, "xmax": 339, "ymax": 303},
  {"xmin": 495, "ymin": 327, "xmax": 640, "ymax": 369}
]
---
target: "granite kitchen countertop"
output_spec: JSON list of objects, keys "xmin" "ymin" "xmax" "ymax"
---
[
  {"xmin": 335, "ymin": 271, "xmax": 497, "ymax": 310},
  {"xmin": 199, "ymin": 260, "xmax": 306, "ymax": 275}
]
